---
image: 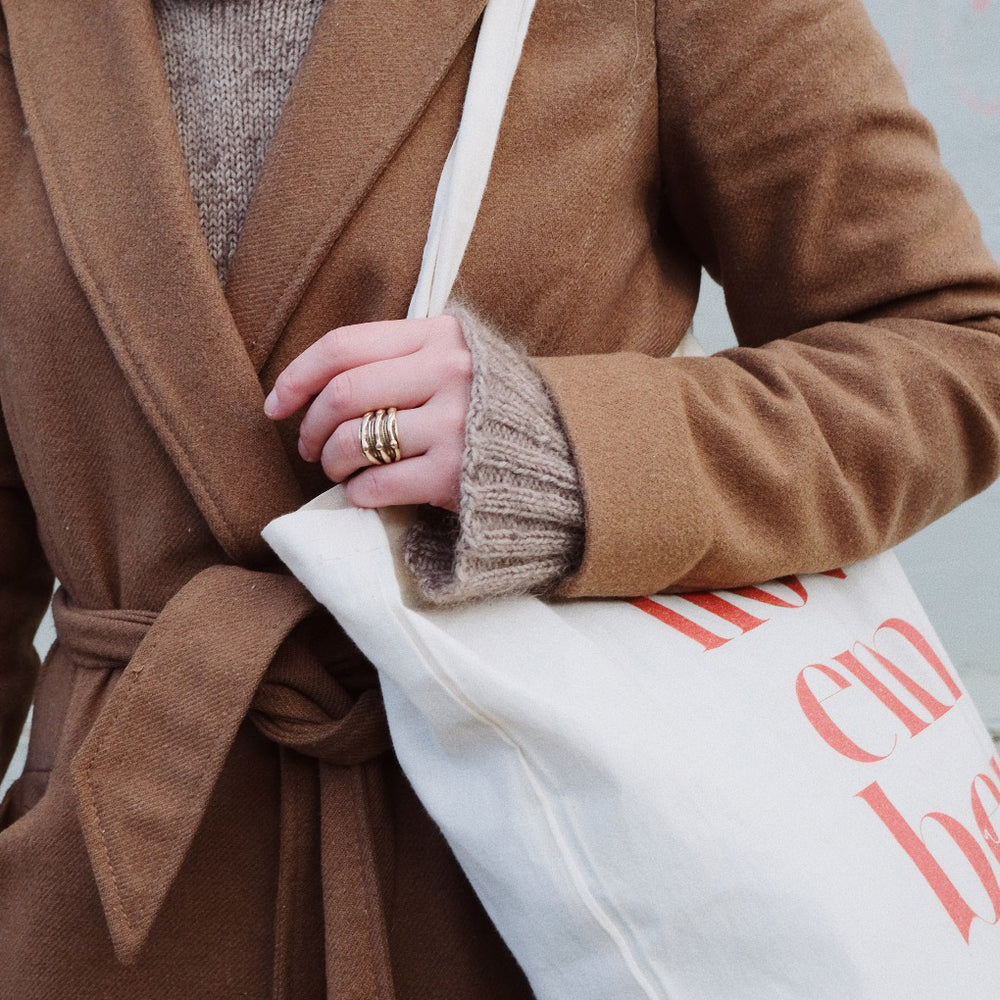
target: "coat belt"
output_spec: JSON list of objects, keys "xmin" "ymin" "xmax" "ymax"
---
[{"xmin": 52, "ymin": 565, "xmax": 396, "ymax": 999}]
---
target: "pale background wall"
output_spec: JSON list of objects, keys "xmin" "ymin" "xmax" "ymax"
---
[
  {"xmin": 692, "ymin": 0, "xmax": 1000, "ymax": 735},
  {"xmin": 3, "ymin": 1, "xmax": 1000, "ymax": 797}
]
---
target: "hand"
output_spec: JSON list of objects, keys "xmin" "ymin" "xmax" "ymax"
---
[{"xmin": 264, "ymin": 315, "xmax": 472, "ymax": 512}]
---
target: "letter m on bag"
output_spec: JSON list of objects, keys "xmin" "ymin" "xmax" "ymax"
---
[{"xmin": 629, "ymin": 575, "xmax": 817, "ymax": 652}]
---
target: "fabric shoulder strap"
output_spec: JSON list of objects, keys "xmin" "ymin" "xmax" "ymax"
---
[
  {"xmin": 408, "ymin": 0, "xmax": 706, "ymax": 360},
  {"xmin": 408, "ymin": 0, "xmax": 537, "ymax": 320}
]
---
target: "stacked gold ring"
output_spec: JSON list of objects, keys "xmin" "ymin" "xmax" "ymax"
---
[{"xmin": 360, "ymin": 407, "xmax": 402, "ymax": 465}]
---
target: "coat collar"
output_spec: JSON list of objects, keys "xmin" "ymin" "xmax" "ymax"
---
[
  {"xmin": 3, "ymin": 0, "xmax": 485, "ymax": 560},
  {"xmin": 225, "ymin": 0, "xmax": 489, "ymax": 370}
]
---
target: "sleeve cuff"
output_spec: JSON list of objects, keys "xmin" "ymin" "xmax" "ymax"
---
[{"xmin": 404, "ymin": 303, "xmax": 585, "ymax": 604}]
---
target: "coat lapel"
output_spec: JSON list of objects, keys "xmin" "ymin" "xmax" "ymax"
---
[
  {"xmin": 224, "ymin": 0, "xmax": 488, "ymax": 370},
  {"xmin": 4, "ymin": 0, "xmax": 486, "ymax": 561},
  {"xmin": 3, "ymin": 0, "xmax": 303, "ymax": 565}
]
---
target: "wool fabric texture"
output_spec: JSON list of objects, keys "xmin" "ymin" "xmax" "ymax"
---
[
  {"xmin": 154, "ymin": 0, "xmax": 583, "ymax": 600},
  {"xmin": 4, "ymin": 0, "xmax": 1000, "ymax": 995},
  {"xmin": 406, "ymin": 304, "xmax": 585, "ymax": 603},
  {"xmin": 154, "ymin": 0, "xmax": 325, "ymax": 283}
]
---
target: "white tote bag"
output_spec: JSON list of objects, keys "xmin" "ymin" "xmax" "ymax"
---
[{"xmin": 264, "ymin": 3, "xmax": 1000, "ymax": 997}]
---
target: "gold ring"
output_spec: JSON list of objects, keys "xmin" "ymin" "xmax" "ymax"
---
[
  {"xmin": 360, "ymin": 408, "xmax": 402, "ymax": 465},
  {"xmin": 379, "ymin": 407, "xmax": 401, "ymax": 463},
  {"xmin": 360, "ymin": 409, "xmax": 382, "ymax": 465}
]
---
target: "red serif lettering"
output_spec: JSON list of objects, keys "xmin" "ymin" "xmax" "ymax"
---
[
  {"xmin": 972, "ymin": 758, "xmax": 1000, "ymax": 868},
  {"xmin": 628, "ymin": 597, "xmax": 733, "ymax": 652},
  {"xmin": 877, "ymin": 618, "xmax": 963, "ymax": 703},
  {"xmin": 858, "ymin": 780, "xmax": 1000, "ymax": 942},
  {"xmin": 795, "ymin": 663, "xmax": 895, "ymax": 764},
  {"xmin": 833, "ymin": 649, "xmax": 931, "ymax": 739},
  {"xmin": 629, "ymin": 576, "xmax": 816, "ymax": 652},
  {"xmin": 799, "ymin": 619, "xmax": 961, "ymax": 761}
]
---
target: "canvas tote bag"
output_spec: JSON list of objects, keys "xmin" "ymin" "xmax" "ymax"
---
[{"xmin": 264, "ymin": 2, "xmax": 1000, "ymax": 996}]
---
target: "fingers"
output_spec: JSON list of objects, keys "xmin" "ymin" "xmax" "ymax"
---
[
  {"xmin": 264, "ymin": 315, "xmax": 464, "ymax": 420},
  {"xmin": 320, "ymin": 406, "xmax": 427, "ymax": 480},
  {"xmin": 344, "ymin": 453, "xmax": 463, "ymax": 513},
  {"xmin": 296, "ymin": 352, "xmax": 454, "ymax": 462},
  {"xmin": 265, "ymin": 314, "xmax": 471, "ymax": 509},
  {"xmin": 319, "ymin": 399, "xmax": 465, "ymax": 484}
]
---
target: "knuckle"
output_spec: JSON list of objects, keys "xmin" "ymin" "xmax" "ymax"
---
[
  {"xmin": 414, "ymin": 316, "xmax": 438, "ymax": 344},
  {"xmin": 319, "ymin": 451, "xmax": 339, "ymax": 483},
  {"xmin": 318, "ymin": 328, "xmax": 345, "ymax": 361},
  {"xmin": 349, "ymin": 469, "xmax": 387, "ymax": 508},
  {"xmin": 317, "ymin": 425, "xmax": 357, "ymax": 481},
  {"xmin": 451, "ymin": 403, "xmax": 470, "ymax": 437},
  {"xmin": 326, "ymin": 370, "xmax": 355, "ymax": 414},
  {"xmin": 298, "ymin": 427, "xmax": 318, "ymax": 457},
  {"xmin": 276, "ymin": 367, "xmax": 306, "ymax": 400},
  {"xmin": 297, "ymin": 414, "xmax": 321, "ymax": 454},
  {"xmin": 440, "ymin": 346, "xmax": 473, "ymax": 384},
  {"xmin": 444, "ymin": 449, "xmax": 464, "ymax": 484},
  {"xmin": 438, "ymin": 401, "xmax": 469, "ymax": 441},
  {"xmin": 421, "ymin": 453, "xmax": 457, "ymax": 510},
  {"xmin": 437, "ymin": 313, "xmax": 463, "ymax": 343},
  {"xmin": 422, "ymin": 314, "xmax": 464, "ymax": 351},
  {"xmin": 331, "ymin": 423, "xmax": 359, "ymax": 466},
  {"xmin": 318, "ymin": 435, "xmax": 340, "ymax": 479},
  {"xmin": 433, "ymin": 476, "xmax": 460, "ymax": 512}
]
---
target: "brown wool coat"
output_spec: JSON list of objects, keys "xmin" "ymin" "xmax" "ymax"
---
[{"xmin": 2, "ymin": 0, "xmax": 1000, "ymax": 996}]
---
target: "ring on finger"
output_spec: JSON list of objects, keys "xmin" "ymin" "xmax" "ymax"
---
[
  {"xmin": 360, "ymin": 407, "xmax": 402, "ymax": 465},
  {"xmin": 378, "ymin": 407, "xmax": 401, "ymax": 463},
  {"xmin": 360, "ymin": 409, "xmax": 382, "ymax": 464}
]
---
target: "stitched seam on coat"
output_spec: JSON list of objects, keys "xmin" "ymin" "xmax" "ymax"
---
[{"xmin": 78, "ymin": 668, "xmax": 147, "ymax": 933}]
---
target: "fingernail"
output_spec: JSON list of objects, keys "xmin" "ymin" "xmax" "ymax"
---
[
  {"xmin": 263, "ymin": 389, "xmax": 279, "ymax": 418},
  {"xmin": 298, "ymin": 438, "xmax": 311, "ymax": 461}
]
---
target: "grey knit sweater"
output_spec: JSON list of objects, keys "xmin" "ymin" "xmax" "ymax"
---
[
  {"xmin": 153, "ymin": 0, "xmax": 584, "ymax": 602},
  {"xmin": 155, "ymin": 0, "xmax": 325, "ymax": 284}
]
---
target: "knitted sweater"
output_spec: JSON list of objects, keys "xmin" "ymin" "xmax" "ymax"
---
[{"xmin": 153, "ymin": 0, "xmax": 584, "ymax": 602}]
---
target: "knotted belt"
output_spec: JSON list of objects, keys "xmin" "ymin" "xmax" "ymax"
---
[{"xmin": 52, "ymin": 564, "xmax": 396, "ymax": 999}]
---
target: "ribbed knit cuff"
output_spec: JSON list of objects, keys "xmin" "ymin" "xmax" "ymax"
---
[{"xmin": 404, "ymin": 304, "xmax": 585, "ymax": 604}]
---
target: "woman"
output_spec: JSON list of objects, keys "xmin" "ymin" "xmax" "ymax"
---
[{"xmin": 1, "ymin": 0, "xmax": 999, "ymax": 996}]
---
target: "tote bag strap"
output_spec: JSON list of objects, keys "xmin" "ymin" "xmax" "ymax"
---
[
  {"xmin": 408, "ymin": 0, "xmax": 537, "ymax": 320},
  {"xmin": 407, "ymin": 0, "xmax": 707, "ymax": 361}
]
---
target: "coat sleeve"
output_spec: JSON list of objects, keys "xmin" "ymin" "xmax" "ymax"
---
[{"xmin": 532, "ymin": 0, "xmax": 1000, "ymax": 598}]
